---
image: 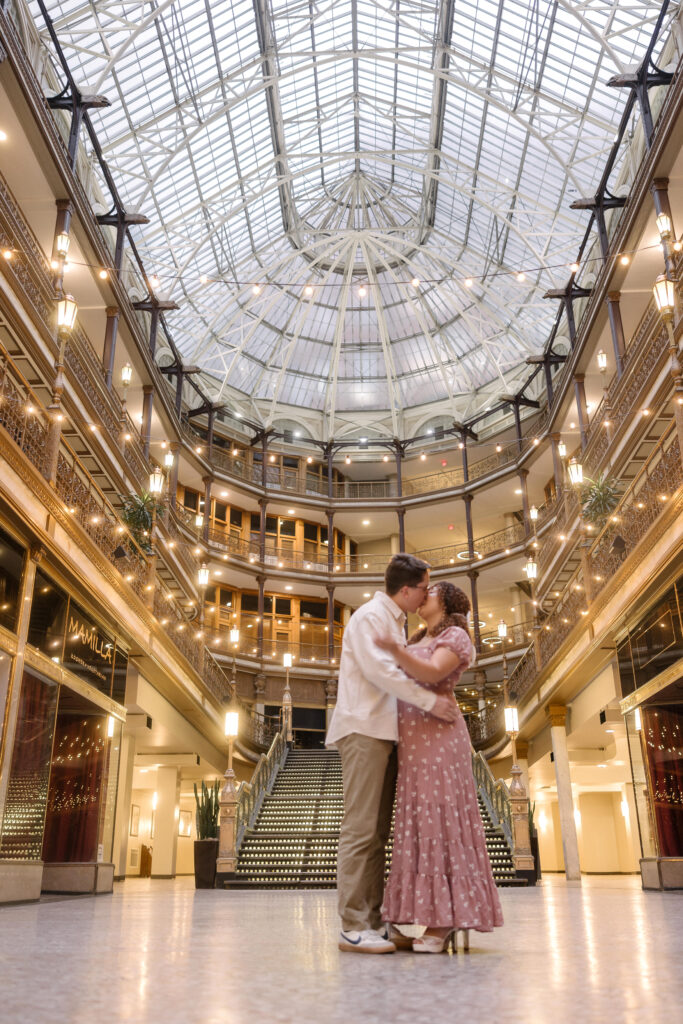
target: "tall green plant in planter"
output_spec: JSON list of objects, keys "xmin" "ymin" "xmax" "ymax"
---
[
  {"xmin": 119, "ymin": 491, "xmax": 165, "ymax": 553},
  {"xmin": 580, "ymin": 472, "xmax": 621, "ymax": 528},
  {"xmin": 193, "ymin": 780, "xmax": 220, "ymax": 889}
]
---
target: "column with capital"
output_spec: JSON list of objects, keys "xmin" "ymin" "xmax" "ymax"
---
[
  {"xmin": 326, "ymin": 584, "xmax": 335, "ymax": 662},
  {"xmin": 141, "ymin": 384, "xmax": 154, "ymax": 460},
  {"xmin": 547, "ymin": 704, "xmax": 581, "ymax": 881},
  {"xmin": 574, "ymin": 375, "xmax": 589, "ymax": 450},
  {"xmin": 102, "ymin": 306, "xmax": 120, "ymax": 390},
  {"xmin": 549, "ymin": 432, "xmax": 564, "ymax": 499},
  {"xmin": 518, "ymin": 468, "xmax": 531, "ymax": 535},
  {"xmin": 202, "ymin": 475, "xmax": 212, "ymax": 544},
  {"xmin": 256, "ymin": 574, "xmax": 265, "ymax": 660},
  {"xmin": 325, "ymin": 677, "xmax": 338, "ymax": 732},
  {"xmin": 605, "ymin": 292, "xmax": 626, "ymax": 378},
  {"xmin": 467, "ymin": 569, "xmax": 481, "ymax": 654}
]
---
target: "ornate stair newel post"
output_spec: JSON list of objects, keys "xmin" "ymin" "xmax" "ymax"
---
[
  {"xmin": 216, "ymin": 715, "xmax": 239, "ymax": 886},
  {"xmin": 509, "ymin": 766, "xmax": 535, "ymax": 882}
]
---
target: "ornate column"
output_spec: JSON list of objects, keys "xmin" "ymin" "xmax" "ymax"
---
[
  {"xmin": 515, "ymin": 738, "xmax": 530, "ymax": 796},
  {"xmin": 549, "ymin": 433, "xmax": 564, "ymax": 497},
  {"xmin": 518, "ymin": 468, "xmax": 531, "ymax": 535},
  {"xmin": 202, "ymin": 475, "xmax": 212, "ymax": 544},
  {"xmin": 473, "ymin": 666, "xmax": 487, "ymax": 712},
  {"xmin": 467, "ymin": 569, "xmax": 482, "ymax": 654},
  {"xmin": 460, "ymin": 433, "xmax": 469, "ymax": 483},
  {"xmin": 102, "ymin": 306, "xmax": 120, "ymax": 390},
  {"xmin": 462, "ymin": 493, "xmax": 475, "ymax": 558},
  {"xmin": 326, "ymin": 584, "xmax": 335, "ymax": 662},
  {"xmin": 325, "ymin": 677, "xmax": 338, "ymax": 732},
  {"xmin": 258, "ymin": 498, "xmax": 267, "ymax": 564},
  {"xmin": 606, "ymin": 293, "xmax": 626, "ymax": 379},
  {"xmin": 141, "ymin": 384, "xmax": 154, "ymax": 460},
  {"xmin": 326, "ymin": 510, "xmax": 334, "ymax": 573},
  {"xmin": 651, "ymin": 177, "xmax": 675, "ymax": 274},
  {"xmin": 168, "ymin": 442, "xmax": 180, "ymax": 509},
  {"xmin": 396, "ymin": 508, "xmax": 405, "ymax": 552},
  {"xmin": 253, "ymin": 673, "xmax": 266, "ymax": 716},
  {"xmin": 573, "ymin": 374, "xmax": 589, "ymax": 450},
  {"xmin": 43, "ymin": 340, "xmax": 68, "ymax": 488},
  {"xmin": 547, "ymin": 704, "xmax": 581, "ymax": 881},
  {"xmin": 256, "ymin": 574, "xmax": 265, "ymax": 660}
]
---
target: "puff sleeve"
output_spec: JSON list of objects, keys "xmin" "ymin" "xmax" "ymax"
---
[{"xmin": 431, "ymin": 626, "xmax": 474, "ymax": 669}]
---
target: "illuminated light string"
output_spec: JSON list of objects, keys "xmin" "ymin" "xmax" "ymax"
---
[{"xmin": 0, "ymin": 239, "xmax": 678, "ymax": 297}]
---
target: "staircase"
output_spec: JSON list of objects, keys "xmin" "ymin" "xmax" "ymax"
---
[{"xmin": 232, "ymin": 749, "xmax": 524, "ymax": 889}]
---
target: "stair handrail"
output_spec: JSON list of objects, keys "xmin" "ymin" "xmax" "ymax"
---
[
  {"xmin": 471, "ymin": 750, "xmax": 513, "ymax": 848},
  {"xmin": 235, "ymin": 733, "xmax": 287, "ymax": 850}
]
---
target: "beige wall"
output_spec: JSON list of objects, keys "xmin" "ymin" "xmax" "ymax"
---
[{"xmin": 577, "ymin": 792, "xmax": 638, "ymax": 873}]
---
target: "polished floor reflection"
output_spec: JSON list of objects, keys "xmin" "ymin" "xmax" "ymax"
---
[{"xmin": 1, "ymin": 876, "xmax": 681, "ymax": 1023}]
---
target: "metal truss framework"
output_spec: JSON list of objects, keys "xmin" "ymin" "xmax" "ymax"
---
[{"xmin": 27, "ymin": 0, "xmax": 677, "ymax": 436}]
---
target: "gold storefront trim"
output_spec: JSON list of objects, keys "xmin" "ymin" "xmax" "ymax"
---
[
  {"xmin": 619, "ymin": 655, "xmax": 683, "ymax": 714},
  {"xmin": 23, "ymin": 644, "xmax": 126, "ymax": 720}
]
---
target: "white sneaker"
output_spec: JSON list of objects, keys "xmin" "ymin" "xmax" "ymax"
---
[{"xmin": 338, "ymin": 928, "xmax": 396, "ymax": 954}]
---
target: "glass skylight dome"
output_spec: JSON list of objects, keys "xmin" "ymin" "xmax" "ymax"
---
[{"xmin": 31, "ymin": 0, "xmax": 672, "ymax": 436}]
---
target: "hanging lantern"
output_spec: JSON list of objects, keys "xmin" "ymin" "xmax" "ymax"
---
[
  {"xmin": 164, "ymin": 450, "xmax": 175, "ymax": 469},
  {"xmin": 652, "ymin": 274, "xmax": 675, "ymax": 317},
  {"xmin": 568, "ymin": 457, "xmax": 583, "ymax": 486},
  {"xmin": 497, "ymin": 619, "xmax": 507, "ymax": 639},
  {"xmin": 149, "ymin": 468, "xmax": 164, "ymax": 494},
  {"xmin": 56, "ymin": 294, "xmax": 78, "ymax": 330},
  {"xmin": 224, "ymin": 711, "xmax": 239, "ymax": 737},
  {"xmin": 121, "ymin": 363, "xmax": 133, "ymax": 386},
  {"xmin": 597, "ymin": 349, "xmax": 607, "ymax": 372},
  {"xmin": 504, "ymin": 706, "xmax": 519, "ymax": 734},
  {"xmin": 557, "ymin": 440, "xmax": 567, "ymax": 459},
  {"xmin": 524, "ymin": 557, "xmax": 538, "ymax": 580},
  {"xmin": 55, "ymin": 231, "xmax": 71, "ymax": 258},
  {"xmin": 529, "ymin": 504, "xmax": 538, "ymax": 522},
  {"xmin": 656, "ymin": 212, "xmax": 672, "ymax": 239},
  {"xmin": 197, "ymin": 564, "xmax": 209, "ymax": 588}
]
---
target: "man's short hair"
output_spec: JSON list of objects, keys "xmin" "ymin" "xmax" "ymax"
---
[{"xmin": 385, "ymin": 553, "xmax": 430, "ymax": 595}]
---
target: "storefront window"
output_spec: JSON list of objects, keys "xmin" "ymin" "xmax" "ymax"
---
[
  {"xmin": 0, "ymin": 647, "xmax": 12, "ymax": 754},
  {"xmin": 641, "ymin": 702, "xmax": 683, "ymax": 857},
  {"xmin": 625, "ymin": 710, "xmax": 657, "ymax": 859},
  {"xmin": 0, "ymin": 670, "xmax": 58, "ymax": 859},
  {"xmin": 27, "ymin": 570, "xmax": 68, "ymax": 662},
  {"xmin": 42, "ymin": 689, "xmax": 122, "ymax": 864},
  {"xmin": 0, "ymin": 526, "xmax": 25, "ymax": 634}
]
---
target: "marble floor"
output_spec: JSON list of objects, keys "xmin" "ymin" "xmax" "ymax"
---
[{"xmin": 0, "ymin": 875, "xmax": 681, "ymax": 1024}]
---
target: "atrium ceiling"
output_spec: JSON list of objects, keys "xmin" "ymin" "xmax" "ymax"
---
[{"xmin": 30, "ymin": 0, "xmax": 675, "ymax": 437}]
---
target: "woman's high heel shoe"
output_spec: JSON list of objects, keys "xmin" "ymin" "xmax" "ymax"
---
[{"xmin": 412, "ymin": 928, "xmax": 470, "ymax": 954}]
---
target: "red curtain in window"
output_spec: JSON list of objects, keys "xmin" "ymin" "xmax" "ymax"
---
[{"xmin": 643, "ymin": 704, "xmax": 683, "ymax": 858}]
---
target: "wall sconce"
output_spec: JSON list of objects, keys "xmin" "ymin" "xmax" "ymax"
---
[
  {"xmin": 149, "ymin": 468, "xmax": 164, "ymax": 494},
  {"xmin": 56, "ymin": 294, "xmax": 78, "ymax": 330},
  {"xmin": 568, "ymin": 457, "xmax": 583, "ymax": 486}
]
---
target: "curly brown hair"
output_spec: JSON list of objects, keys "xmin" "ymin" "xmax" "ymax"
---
[{"xmin": 408, "ymin": 581, "xmax": 471, "ymax": 645}]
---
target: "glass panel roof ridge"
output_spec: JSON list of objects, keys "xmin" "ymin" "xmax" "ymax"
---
[{"xmin": 25, "ymin": 0, "xmax": 676, "ymax": 432}]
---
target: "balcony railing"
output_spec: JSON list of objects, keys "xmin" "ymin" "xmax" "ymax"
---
[{"xmin": 510, "ymin": 420, "xmax": 683, "ymax": 706}]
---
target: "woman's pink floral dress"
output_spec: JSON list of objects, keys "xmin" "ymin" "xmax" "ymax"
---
[{"xmin": 381, "ymin": 626, "xmax": 504, "ymax": 931}]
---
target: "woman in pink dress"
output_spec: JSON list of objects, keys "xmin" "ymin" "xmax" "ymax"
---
[{"xmin": 376, "ymin": 581, "xmax": 503, "ymax": 953}]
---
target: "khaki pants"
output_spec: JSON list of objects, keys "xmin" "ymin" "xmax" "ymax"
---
[{"xmin": 336, "ymin": 733, "xmax": 397, "ymax": 932}]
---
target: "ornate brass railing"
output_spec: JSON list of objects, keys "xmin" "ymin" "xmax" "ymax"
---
[
  {"xmin": 509, "ymin": 420, "xmax": 683, "ymax": 705},
  {"xmin": 235, "ymin": 732, "xmax": 287, "ymax": 850},
  {"xmin": 472, "ymin": 750, "xmax": 513, "ymax": 846}
]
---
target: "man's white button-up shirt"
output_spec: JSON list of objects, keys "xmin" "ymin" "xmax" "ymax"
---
[{"xmin": 326, "ymin": 591, "xmax": 437, "ymax": 746}]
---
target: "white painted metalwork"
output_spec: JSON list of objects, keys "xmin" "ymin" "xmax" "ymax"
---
[{"xmin": 27, "ymin": 0, "xmax": 675, "ymax": 433}]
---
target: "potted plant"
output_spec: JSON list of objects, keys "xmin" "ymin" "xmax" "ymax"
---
[
  {"xmin": 119, "ymin": 490, "xmax": 166, "ymax": 553},
  {"xmin": 580, "ymin": 471, "xmax": 621, "ymax": 529},
  {"xmin": 193, "ymin": 779, "xmax": 220, "ymax": 889}
]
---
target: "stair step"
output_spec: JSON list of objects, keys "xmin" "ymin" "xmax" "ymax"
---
[{"xmin": 233, "ymin": 749, "xmax": 526, "ymax": 890}]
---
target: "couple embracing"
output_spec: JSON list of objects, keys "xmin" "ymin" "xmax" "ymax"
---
[{"xmin": 326, "ymin": 553, "xmax": 503, "ymax": 954}]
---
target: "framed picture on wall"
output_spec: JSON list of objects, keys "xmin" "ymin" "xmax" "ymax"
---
[
  {"xmin": 178, "ymin": 810, "xmax": 192, "ymax": 837},
  {"xmin": 129, "ymin": 804, "xmax": 140, "ymax": 837}
]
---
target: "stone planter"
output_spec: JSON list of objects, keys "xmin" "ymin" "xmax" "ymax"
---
[{"xmin": 193, "ymin": 839, "xmax": 219, "ymax": 889}]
